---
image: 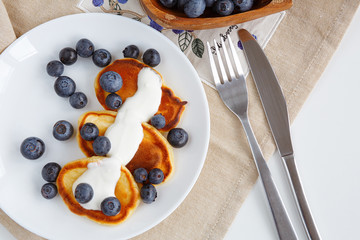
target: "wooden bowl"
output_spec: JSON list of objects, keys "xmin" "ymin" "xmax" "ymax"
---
[{"xmin": 140, "ymin": 0, "xmax": 292, "ymax": 30}]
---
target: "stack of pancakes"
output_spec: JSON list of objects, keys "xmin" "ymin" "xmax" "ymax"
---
[{"xmin": 56, "ymin": 59, "xmax": 186, "ymax": 224}]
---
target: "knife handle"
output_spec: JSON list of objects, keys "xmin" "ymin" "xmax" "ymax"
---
[
  {"xmin": 240, "ymin": 117, "xmax": 298, "ymax": 240},
  {"xmin": 282, "ymin": 155, "xmax": 321, "ymax": 240}
]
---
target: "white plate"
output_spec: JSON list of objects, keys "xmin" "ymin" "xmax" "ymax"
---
[{"xmin": 0, "ymin": 13, "xmax": 210, "ymax": 240}]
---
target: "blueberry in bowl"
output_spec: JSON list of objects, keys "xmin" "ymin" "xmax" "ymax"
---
[
  {"xmin": 184, "ymin": 0, "xmax": 206, "ymax": 18},
  {"xmin": 140, "ymin": 0, "xmax": 292, "ymax": 30},
  {"xmin": 213, "ymin": 0, "xmax": 234, "ymax": 16}
]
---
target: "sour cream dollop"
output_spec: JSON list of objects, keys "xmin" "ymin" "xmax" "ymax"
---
[{"xmin": 72, "ymin": 67, "xmax": 162, "ymax": 210}]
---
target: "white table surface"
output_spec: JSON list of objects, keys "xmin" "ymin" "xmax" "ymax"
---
[{"xmin": 1, "ymin": 7, "xmax": 360, "ymax": 240}]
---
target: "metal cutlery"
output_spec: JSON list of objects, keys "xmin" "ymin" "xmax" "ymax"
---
[
  {"xmin": 238, "ymin": 28, "xmax": 321, "ymax": 240},
  {"xmin": 207, "ymin": 36, "xmax": 297, "ymax": 240}
]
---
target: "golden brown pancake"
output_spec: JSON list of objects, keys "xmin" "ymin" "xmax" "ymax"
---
[
  {"xmin": 94, "ymin": 58, "xmax": 187, "ymax": 131},
  {"xmin": 56, "ymin": 156, "xmax": 140, "ymax": 225},
  {"xmin": 76, "ymin": 111, "xmax": 174, "ymax": 181}
]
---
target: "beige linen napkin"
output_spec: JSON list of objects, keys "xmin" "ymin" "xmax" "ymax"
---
[{"xmin": 0, "ymin": 0, "xmax": 359, "ymax": 239}]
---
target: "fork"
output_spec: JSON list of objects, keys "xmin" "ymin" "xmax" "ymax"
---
[{"xmin": 207, "ymin": 37, "xmax": 298, "ymax": 240}]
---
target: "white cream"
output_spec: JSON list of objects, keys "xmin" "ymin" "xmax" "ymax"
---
[{"xmin": 72, "ymin": 68, "xmax": 162, "ymax": 210}]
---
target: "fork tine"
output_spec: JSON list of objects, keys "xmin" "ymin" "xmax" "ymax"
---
[
  {"xmin": 206, "ymin": 41, "xmax": 221, "ymax": 86},
  {"xmin": 213, "ymin": 39, "xmax": 229, "ymax": 83},
  {"xmin": 221, "ymin": 38, "xmax": 236, "ymax": 81},
  {"xmin": 228, "ymin": 35, "xmax": 245, "ymax": 77}
]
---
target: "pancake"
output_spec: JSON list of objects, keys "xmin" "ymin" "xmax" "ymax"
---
[
  {"xmin": 77, "ymin": 111, "xmax": 174, "ymax": 181},
  {"xmin": 56, "ymin": 156, "xmax": 140, "ymax": 225},
  {"xmin": 94, "ymin": 58, "xmax": 187, "ymax": 131}
]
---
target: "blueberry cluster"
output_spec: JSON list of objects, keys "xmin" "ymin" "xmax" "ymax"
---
[
  {"xmin": 159, "ymin": 0, "xmax": 254, "ymax": 18},
  {"xmin": 122, "ymin": 44, "xmax": 161, "ymax": 67},
  {"xmin": 46, "ymin": 38, "xmax": 113, "ymax": 109},
  {"xmin": 80, "ymin": 122, "xmax": 111, "ymax": 156},
  {"xmin": 100, "ymin": 71, "xmax": 123, "ymax": 110},
  {"xmin": 74, "ymin": 182, "xmax": 121, "ymax": 216},
  {"xmin": 99, "ymin": 44, "xmax": 161, "ymax": 110},
  {"xmin": 40, "ymin": 162, "xmax": 62, "ymax": 199},
  {"xmin": 133, "ymin": 168, "xmax": 165, "ymax": 204}
]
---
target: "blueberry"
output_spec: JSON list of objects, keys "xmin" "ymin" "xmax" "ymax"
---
[
  {"xmin": 54, "ymin": 76, "xmax": 76, "ymax": 97},
  {"xmin": 150, "ymin": 114, "xmax": 166, "ymax": 129},
  {"xmin": 92, "ymin": 0, "xmax": 104, "ymax": 7},
  {"xmin": 122, "ymin": 45, "xmax": 140, "ymax": 59},
  {"xmin": 213, "ymin": 0, "xmax": 234, "ymax": 16},
  {"xmin": 20, "ymin": 137, "xmax": 45, "ymax": 160},
  {"xmin": 41, "ymin": 162, "xmax": 61, "ymax": 182},
  {"xmin": 75, "ymin": 183, "xmax": 94, "ymax": 204},
  {"xmin": 143, "ymin": 48, "xmax": 161, "ymax": 67},
  {"xmin": 205, "ymin": 0, "xmax": 215, "ymax": 7},
  {"xmin": 80, "ymin": 123, "xmax": 99, "ymax": 141},
  {"xmin": 133, "ymin": 168, "xmax": 148, "ymax": 184},
  {"xmin": 59, "ymin": 47, "xmax": 77, "ymax": 65},
  {"xmin": 41, "ymin": 183, "xmax": 58, "ymax": 199},
  {"xmin": 233, "ymin": 0, "xmax": 254, "ymax": 12},
  {"xmin": 93, "ymin": 136, "xmax": 111, "ymax": 156},
  {"xmin": 184, "ymin": 0, "xmax": 206, "ymax": 18},
  {"xmin": 99, "ymin": 71, "xmax": 123, "ymax": 93},
  {"xmin": 69, "ymin": 92, "xmax": 87, "ymax": 109},
  {"xmin": 140, "ymin": 184, "xmax": 157, "ymax": 204},
  {"xmin": 167, "ymin": 128, "xmax": 188, "ymax": 148},
  {"xmin": 53, "ymin": 120, "xmax": 74, "ymax": 141},
  {"xmin": 105, "ymin": 93, "xmax": 122, "ymax": 110},
  {"xmin": 46, "ymin": 60, "xmax": 64, "ymax": 77},
  {"xmin": 177, "ymin": 0, "xmax": 189, "ymax": 9},
  {"xmin": 92, "ymin": 49, "xmax": 112, "ymax": 67},
  {"xmin": 76, "ymin": 38, "xmax": 95, "ymax": 58},
  {"xmin": 160, "ymin": 0, "xmax": 177, "ymax": 8},
  {"xmin": 148, "ymin": 168, "xmax": 164, "ymax": 184},
  {"xmin": 101, "ymin": 197, "xmax": 121, "ymax": 216}
]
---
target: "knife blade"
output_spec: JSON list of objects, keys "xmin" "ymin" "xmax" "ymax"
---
[{"xmin": 238, "ymin": 29, "xmax": 321, "ymax": 240}]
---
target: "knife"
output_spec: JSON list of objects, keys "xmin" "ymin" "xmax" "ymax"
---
[{"xmin": 238, "ymin": 29, "xmax": 321, "ymax": 240}]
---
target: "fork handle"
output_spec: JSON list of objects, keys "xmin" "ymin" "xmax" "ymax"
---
[{"xmin": 240, "ymin": 116, "xmax": 298, "ymax": 240}]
